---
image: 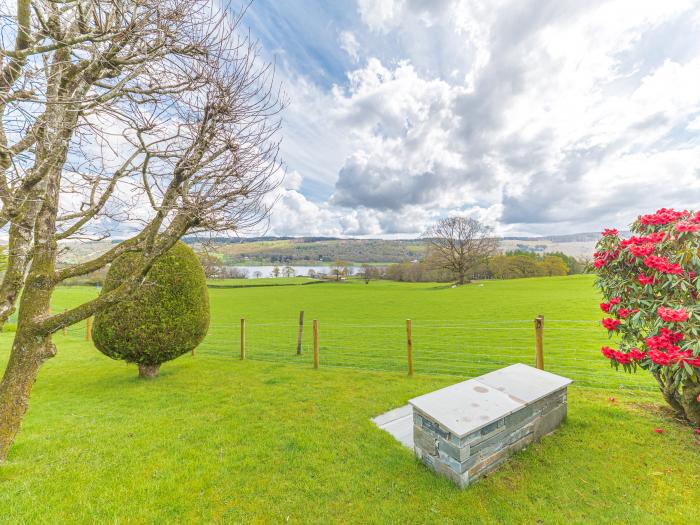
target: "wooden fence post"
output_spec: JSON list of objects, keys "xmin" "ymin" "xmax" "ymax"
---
[
  {"xmin": 313, "ymin": 319, "xmax": 319, "ymax": 369},
  {"xmin": 86, "ymin": 317, "xmax": 92, "ymax": 341},
  {"xmin": 535, "ymin": 315, "xmax": 544, "ymax": 370},
  {"xmin": 240, "ymin": 318, "xmax": 246, "ymax": 360},
  {"xmin": 296, "ymin": 310, "xmax": 304, "ymax": 355},
  {"xmin": 406, "ymin": 319, "xmax": 413, "ymax": 376}
]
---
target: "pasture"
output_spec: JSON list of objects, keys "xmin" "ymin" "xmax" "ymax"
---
[{"xmin": 0, "ymin": 276, "xmax": 698, "ymax": 523}]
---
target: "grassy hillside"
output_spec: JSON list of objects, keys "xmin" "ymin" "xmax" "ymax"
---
[
  {"xmin": 206, "ymin": 238, "xmax": 427, "ymax": 265},
  {"xmin": 1, "ymin": 276, "xmax": 698, "ymax": 523}
]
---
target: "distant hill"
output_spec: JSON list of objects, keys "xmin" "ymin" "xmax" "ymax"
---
[{"xmin": 59, "ymin": 231, "xmax": 604, "ymax": 267}]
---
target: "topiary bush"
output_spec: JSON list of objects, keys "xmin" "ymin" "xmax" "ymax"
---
[
  {"xmin": 594, "ymin": 208, "xmax": 700, "ymax": 426},
  {"xmin": 92, "ymin": 241, "xmax": 210, "ymax": 378}
]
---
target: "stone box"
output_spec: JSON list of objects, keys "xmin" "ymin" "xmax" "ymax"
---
[{"xmin": 408, "ymin": 364, "xmax": 572, "ymax": 488}]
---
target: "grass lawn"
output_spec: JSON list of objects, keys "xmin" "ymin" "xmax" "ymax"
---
[
  {"xmin": 197, "ymin": 275, "xmax": 653, "ymax": 390},
  {"xmin": 0, "ymin": 342, "xmax": 698, "ymax": 524},
  {"xmin": 1, "ymin": 276, "xmax": 698, "ymax": 523}
]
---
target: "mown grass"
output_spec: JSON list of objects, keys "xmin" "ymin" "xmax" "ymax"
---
[
  {"xmin": 1, "ymin": 276, "xmax": 698, "ymax": 523},
  {"xmin": 193, "ymin": 275, "xmax": 651, "ymax": 390},
  {"xmin": 0, "ymin": 341, "xmax": 698, "ymax": 524},
  {"xmin": 45, "ymin": 275, "xmax": 655, "ymax": 388}
]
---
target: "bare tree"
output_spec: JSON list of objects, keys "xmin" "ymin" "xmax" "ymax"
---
[
  {"xmin": 423, "ymin": 217, "xmax": 500, "ymax": 285},
  {"xmin": 0, "ymin": 0, "xmax": 283, "ymax": 463},
  {"xmin": 331, "ymin": 260, "xmax": 348, "ymax": 281}
]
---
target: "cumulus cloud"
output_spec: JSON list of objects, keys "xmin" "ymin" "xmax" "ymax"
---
[{"xmin": 252, "ymin": 0, "xmax": 700, "ymax": 237}]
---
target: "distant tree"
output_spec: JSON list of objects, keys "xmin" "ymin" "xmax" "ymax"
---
[
  {"xmin": 254, "ymin": 271, "xmax": 263, "ymax": 279},
  {"xmin": 271, "ymin": 266, "xmax": 281, "ymax": 278},
  {"xmin": 197, "ymin": 253, "xmax": 223, "ymax": 279},
  {"xmin": 546, "ymin": 251, "xmax": 587, "ymax": 274},
  {"xmin": 361, "ymin": 264, "xmax": 373, "ymax": 284},
  {"xmin": 283, "ymin": 265, "xmax": 295, "ymax": 277},
  {"xmin": 489, "ymin": 254, "xmax": 543, "ymax": 279},
  {"xmin": 424, "ymin": 217, "xmax": 500, "ymax": 284},
  {"xmin": 307, "ymin": 269, "xmax": 317, "ymax": 279},
  {"xmin": 539, "ymin": 255, "xmax": 569, "ymax": 276},
  {"xmin": 222, "ymin": 267, "xmax": 248, "ymax": 279},
  {"xmin": 331, "ymin": 260, "xmax": 349, "ymax": 281}
]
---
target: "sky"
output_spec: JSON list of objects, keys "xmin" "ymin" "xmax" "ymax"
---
[{"xmin": 239, "ymin": 0, "xmax": 700, "ymax": 238}]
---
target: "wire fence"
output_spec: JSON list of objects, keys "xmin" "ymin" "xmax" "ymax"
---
[
  {"xmin": 47, "ymin": 315, "xmax": 656, "ymax": 391},
  {"xmin": 194, "ymin": 317, "xmax": 655, "ymax": 391}
]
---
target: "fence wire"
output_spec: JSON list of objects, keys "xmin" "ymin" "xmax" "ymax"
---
[
  {"xmin": 190, "ymin": 318, "xmax": 655, "ymax": 391},
  {"xmin": 43, "ymin": 316, "xmax": 656, "ymax": 391}
]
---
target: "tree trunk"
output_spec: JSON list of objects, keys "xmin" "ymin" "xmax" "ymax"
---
[
  {"xmin": 0, "ymin": 333, "xmax": 55, "ymax": 464},
  {"xmin": 457, "ymin": 273, "xmax": 465, "ymax": 285},
  {"xmin": 138, "ymin": 364, "xmax": 160, "ymax": 378},
  {"xmin": 680, "ymin": 381, "xmax": 700, "ymax": 427},
  {"xmin": 659, "ymin": 385, "xmax": 685, "ymax": 415}
]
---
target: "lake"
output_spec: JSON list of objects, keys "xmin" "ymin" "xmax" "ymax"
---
[{"xmin": 229, "ymin": 265, "xmax": 364, "ymax": 278}]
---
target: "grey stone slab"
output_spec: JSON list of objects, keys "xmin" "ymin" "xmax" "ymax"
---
[
  {"xmin": 414, "ymin": 425, "xmax": 471, "ymax": 462},
  {"xmin": 409, "ymin": 379, "xmax": 524, "ymax": 438},
  {"xmin": 476, "ymin": 364, "xmax": 572, "ymax": 404},
  {"xmin": 372, "ymin": 405, "xmax": 413, "ymax": 449},
  {"xmin": 372, "ymin": 404, "xmax": 412, "ymax": 427},
  {"xmin": 533, "ymin": 403, "xmax": 567, "ymax": 440}
]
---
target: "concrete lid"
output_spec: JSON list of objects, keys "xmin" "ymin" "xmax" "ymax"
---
[
  {"xmin": 476, "ymin": 363, "xmax": 572, "ymax": 404},
  {"xmin": 408, "ymin": 364, "xmax": 572, "ymax": 438}
]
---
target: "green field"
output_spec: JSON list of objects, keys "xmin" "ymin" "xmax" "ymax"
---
[
  {"xmin": 194, "ymin": 275, "xmax": 650, "ymax": 390},
  {"xmin": 1, "ymin": 276, "xmax": 698, "ymax": 523}
]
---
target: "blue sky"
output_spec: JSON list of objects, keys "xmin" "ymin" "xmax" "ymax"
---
[{"xmin": 238, "ymin": 0, "xmax": 700, "ymax": 238}]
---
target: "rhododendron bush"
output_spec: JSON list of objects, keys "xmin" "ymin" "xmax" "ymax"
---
[{"xmin": 594, "ymin": 208, "xmax": 700, "ymax": 426}]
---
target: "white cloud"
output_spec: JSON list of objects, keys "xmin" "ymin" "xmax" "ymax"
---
[
  {"xmin": 256, "ymin": 0, "xmax": 700, "ymax": 238},
  {"xmin": 339, "ymin": 31, "xmax": 360, "ymax": 62}
]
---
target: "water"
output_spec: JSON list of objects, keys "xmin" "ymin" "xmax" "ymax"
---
[{"xmin": 228, "ymin": 265, "xmax": 364, "ymax": 278}]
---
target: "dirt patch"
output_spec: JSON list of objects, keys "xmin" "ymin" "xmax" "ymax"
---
[{"xmin": 627, "ymin": 402, "xmax": 689, "ymax": 426}]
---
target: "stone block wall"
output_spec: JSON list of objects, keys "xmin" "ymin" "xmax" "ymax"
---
[{"xmin": 413, "ymin": 387, "xmax": 568, "ymax": 488}]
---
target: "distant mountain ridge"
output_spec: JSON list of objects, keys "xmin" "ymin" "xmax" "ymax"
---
[
  {"xmin": 183, "ymin": 231, "xmax": 626, "ymax": 245},
  {"xmin": 62, "ymin": 231, "xmax": 606, "ymax": 268}
]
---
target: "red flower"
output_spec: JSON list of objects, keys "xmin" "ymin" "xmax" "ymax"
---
[
  {"xmin": 628, "ymin": 243, "xmax": 655, "ymax": 258},
  {"xmin": 643, "ymin": 255, "xmax": 683, "ymax": 275},
  {"xmin": 649, "ymin": 349, "xmax": 673, "ymax": 366},
  {"xmin": 654, "ymin": 428, "xmax": 664, "ymax": 434},
  {"xmin": 613, "ymin": 351, "xmax": 632, "ymax": 365},
  {"xmin": 628, "ymin": 348, "xmax": 646, "ymax": 360},
  {"xmin": 621, "ymin": 232, "xmax": 665, "ymax": 247},
  {"xmin": 638, "ymin": 274, "xmax": 654, "ymax": 285},
  {"xmin": 694, "ymin": 428, "xmax": 700, "ymax": 436},
  {"xmin": 594, "ymin": 249, "xmax": 620, "ymax": 269},
  {"xmin": 602, "ymin": 228, "xmax": 619, "ymax": 236},
  {"xmin": 600, "ymin": 302, "xmax": 611, "ymax": 313},
  {"xmin": 675, "ymin": 220, "xmax": 700, "ymax": 233},
  {"xmin": 618, "ymin": 308, "xmax": 633, "ymax": 319},
  {"xmin": 601, "ymin": 346, "xmax": 615, "ymax": 359},
  {"xmin": 602, "ymin": 318, "xmax": 621, "ymax": 331},
  {"xmin": 640, "ymin": 208, "xmax": 686, "ymax": 225},
  {"xmin": 609, "ymin": 296, "xmax": 621, "ymax": 305},
  {"xmin": 657, "ymin": 306, "xmax": 689, "ymax": 323}
]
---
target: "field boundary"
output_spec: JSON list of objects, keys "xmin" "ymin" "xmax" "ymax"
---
[{"xmin": 58, "ymin": 314, "xmax": 657, "ymax": 392}]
